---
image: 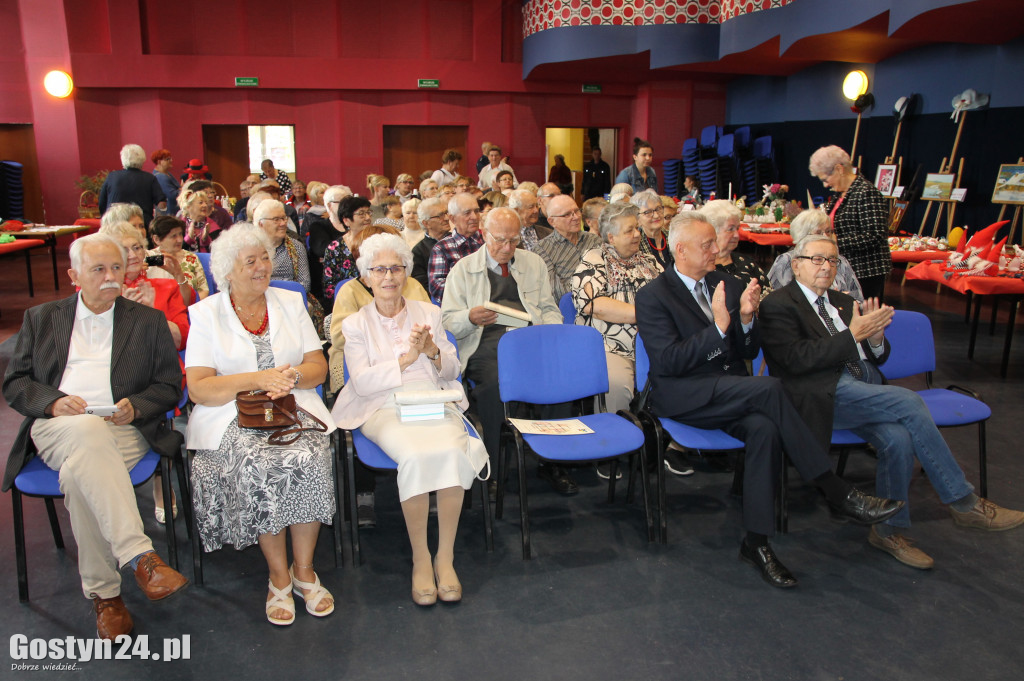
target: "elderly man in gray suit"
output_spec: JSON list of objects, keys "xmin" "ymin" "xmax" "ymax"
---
[{"xmin": 3, "ymin": 233, "xmax": 188, "ymax": 640}]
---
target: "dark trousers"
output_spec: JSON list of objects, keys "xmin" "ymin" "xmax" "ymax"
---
[{"xmin": 665, "ymin": 376, "xmax": 831, "ymax": 535}]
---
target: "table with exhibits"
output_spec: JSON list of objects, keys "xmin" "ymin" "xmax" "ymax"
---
[{"xmin": 0, "ymin": 224, "xmax": 99, "ymax": 290}]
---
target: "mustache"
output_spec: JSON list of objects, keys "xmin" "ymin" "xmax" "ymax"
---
[{"xmin": 100, "ymin": 282, "xmax": 122, "ymax": 291}]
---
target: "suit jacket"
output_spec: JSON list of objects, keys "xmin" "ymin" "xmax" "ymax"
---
[
  {"xmin": 2, "ymin": 295, "xmax": 184, "ymax": 491},
  {"xmin": 758, "ymin": 280, "xmax": 891, "ymax": 450},
  {"xmin": 98, "ymin": 167, "xmax": 165, "ymax": 223},
  {"xmin": 634, "ymin": 269, "xmax": 759, "ymax": 418}
]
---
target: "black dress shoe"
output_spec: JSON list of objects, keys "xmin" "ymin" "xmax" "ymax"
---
[
  {"xmin": 739, "ymin": 541, "xmax": 797, "ymax": 588},
  {"xmin": 537, "ymin": 464, "xmax": 578, "ymax": 496},
  {"xmin": 829, "ymin": 488, "xmax": 905, "ymax": 525}
]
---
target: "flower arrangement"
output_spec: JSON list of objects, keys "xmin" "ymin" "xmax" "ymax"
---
[{"xmin": 761, "ymin": 183, "xmax": 789, "ymax": 205}]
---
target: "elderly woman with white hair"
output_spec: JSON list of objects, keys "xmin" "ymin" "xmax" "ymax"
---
[
  {"xmin": 809, "ymin": 145, "xmax": 891, "ymax": 301},
  {"xmin": 98, "ymin": 144, "xmax": 166, "ymax": 224},
  {"xmin": 400, "ymin": 197, "xmax": 425, "ymax": 247},
  {"xmin": 419, "ymin": 178, "xmax": 439, "ymax": 199},
  {"xmin": 631, "ymin": 189, "xmax": 672, "ymax": 270},
  {"xmin": 101, "ymin": 202, "xmax": 146, "ymax": 244},
  {"xmin": 178, "ymin": 185, "xmax": 216, "ymax": 252},
  {"xmin": 767, "ymin": 209, "xmax": 864, "ymax": 301},
  {"xmin": 702, "ymin": 199, "xmax": 771, "ymax": 295},
  {"xmin": 185, "ymin": 223, "xmax": 336, "ymax": 626},
  {"xmin": 332, "ymin": 233, "xmax": 488, "ymax": 607}
]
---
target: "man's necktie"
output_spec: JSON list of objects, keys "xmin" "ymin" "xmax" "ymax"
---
[
  {"xmin": 500, "ymin": 263, "xmax": 510, "ymax": 277},
  {"xmin": 816, "ymin": 296, "xmax": 863, "ymax": 379},
  {"xmin": 693, "ymin": 280, "xmax": 714, "ymax": 322}
]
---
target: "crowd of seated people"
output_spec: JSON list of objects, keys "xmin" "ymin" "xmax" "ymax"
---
[{"xmin": 8, "ymin": 140, "xmax": 1024, "ymax": 643}]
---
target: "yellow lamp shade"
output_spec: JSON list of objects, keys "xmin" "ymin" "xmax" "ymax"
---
[
  {"xmin": 843, "ymin": 70, "xmax": 868, "ymax": 101},
  {"xmin": 948, "ymin": 226, "xmax": 964, "ymax": 248},
  {"xmin": 44, "ymin": 70, "xmax": 73, "ymax": 98}
]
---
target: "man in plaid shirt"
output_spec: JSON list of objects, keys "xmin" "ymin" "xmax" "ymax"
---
[{"xmin": 428, "ymin": 193, "xmax": 484, "ymax": 302}]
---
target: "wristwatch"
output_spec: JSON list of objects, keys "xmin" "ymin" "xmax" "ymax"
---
[{"xmin": 427, "ymin": 349, "xmax": 440, "ymax": 361}]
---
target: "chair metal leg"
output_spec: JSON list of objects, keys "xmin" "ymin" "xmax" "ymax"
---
[
  {"xmin": 185, "ymin": 451, "xmax": 204, "ymax": 586},
  {"xmin": 496, "ymin": 424, "xmax": 512, "ymax": 520},
  {"xmin": 44, "ymin": 498, "xmax": 64, "ymax": 548},
  {"xmin": 173, "ymin": 454, "xmax": 193, "ymax": 540},
  {"xmin": 159, "ymin": 458, "xmax": 178, "ymax": 570},
  {"xmin": 344, "ymin": 431, "xmax": 361, "ymax": 567},
  {"xmin": 606, "ymin": 459, "xmax": 618, "ymax": 504},
  {"xmin": 478, "ymin": 477, "xmax": 494, "ymax": 552},
  {"xmin": 776, "ymin": 459, "xmax": 789, "ymax": 534},
  {"xmin": 978, "ymin": 421, "xmax": 988, "ymax": 499},
  {"xmin": 514, "ymin": 433, "xmax": 532, "ymax": 560},
  {"xmin": 331, "ymin": 431, "xmax": 345, "ymax": 569},
  {"xmin": 13, "ymin": 490, "xmax": 29, "ymax": 602}
]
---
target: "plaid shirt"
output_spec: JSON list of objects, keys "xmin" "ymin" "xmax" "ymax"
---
[
  {"xmin": 831, "ymin": 173, "xmax": 892, "ymax": 279},
  {"xmin": 535, "ymin": 230, "xmax": 602, "ymax": 300},
  {"xmin": 427, "ymin": 231, "xmax": 484, "ymax": 302}
]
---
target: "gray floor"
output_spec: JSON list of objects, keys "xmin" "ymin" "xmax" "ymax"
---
[{"xmin": 2, "ymin": 271, "xmax": 1022, "ymax": 681}]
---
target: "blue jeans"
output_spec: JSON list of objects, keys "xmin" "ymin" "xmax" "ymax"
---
[{"xmin": 832, "ymin": 362, "xmax": 974, "ymax": 528}]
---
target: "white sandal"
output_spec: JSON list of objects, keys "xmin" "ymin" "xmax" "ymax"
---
[
  {"xmin": 266, "ymin": 579, "xmax": 295, "ymax": 626},
  {"xmin": 289, "ymin": 565, "xmax": 335, "ymax": 617}
]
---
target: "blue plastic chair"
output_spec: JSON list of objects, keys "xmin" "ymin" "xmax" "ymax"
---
[
  {"xmin": 269, "ymin": 279, "xmax": 308, "ymax": 309},
  {"xmin": 497, "ymin": 325, "xmax": 650, "ymax": 559},
  {"xmin": 879, "ymin": 310, "xmax": 992, "ymax": 496},
  {"xmin": 340, "ymin": 330, "xmax": 492, "ymax": 566},
  {"xmin": 196, "ymin": 252, "xmax": 216, "ymax": 294},
  {"xmin": 558, "ymin": 292, "xmax": 576, "ymax": 324},
  {"xmin": 11, "ymin": 449, "xmax": 174, "ymax": 602},
  {"xmin": 633, "ymin": 335, "xmax": 744, "ymax": 544}
]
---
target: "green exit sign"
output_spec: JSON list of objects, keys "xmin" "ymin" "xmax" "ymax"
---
[
  {"xmin": 418, "ymin": 78, "xmax": 440, "ymax": 89},
  {"xmin": 582, "ymin": 84, "xmax": 602, "ymax": 94},
  {"xmin": 234, "ymin": 77, "xmax": 259, "ymax": 87}
]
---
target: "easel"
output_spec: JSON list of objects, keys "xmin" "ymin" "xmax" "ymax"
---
[
  {"xmin": 993, "ymin": 157, "xmax": 1024, "ymax": 245},
  {"xmin": 917, "ymin": 110, "xmax": 969, "ymax": 238}
]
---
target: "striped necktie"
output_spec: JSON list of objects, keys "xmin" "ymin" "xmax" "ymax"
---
[{"xmin": 816, "ymin": 296, "xmax": 863, "ymax": 380}]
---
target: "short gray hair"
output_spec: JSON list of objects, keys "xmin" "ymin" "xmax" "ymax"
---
[
  {"xmin": 610, "ymin": 183, "xmax": 634, "ymax": 199},
  {"xmin": 119, "ymin": 144, "xmax": 146, "ymax": 169},
  {"xmin": 209, "ymin": 223, "xmax": 273, "ymax": 294},
  {"xmin": 98, "ymin": 220, "xmax": 145, "ymax": 249},
  {"xmin": 355, "ymin": 233, "xmax": 413, "ymax": 278},
  {"xmin": 449, "ymin": 192, "xmax": 476, "ymax": 216},
  {"xmin": 516, "ymin": 181, "xmax": 538, "ymax": 195},
  {"xmin": 667, "ymin": 210, "xmax": 712, "ymax": 254},
  {"xmin": 629, "ymin": 189, "xmax": 660, "ymax": 212},
  {"xmin": 323, "ymin": 185, "xmax": 352, "ymax": 205},
  {"xmin": 508, "ymin": 189, "xmax": 534, "ymax": 210},
  {"xmin": 789, "ymin": 209, "xmax": 831, "ymax": 244},
  {"xmin": 69, "ymin": 233, "xmax": 125, "ymax": 272},
  {"xmin": 598, "ymin": 202, "xmax": 639, "ymax": 241},
  {"xmin": 419, "ymin": 178, "xmax": 437, "ymax": 194},
  {"xmin": 417, "ymin": 197, "xmax": 443, "ymax": 227},
  {"xmin": 402, "ymin": 197, "xmax": 421, "ymax": 215},
  {"xmin": 253, "ymin": 198, "xmax": 284, "ymax": 224},
  {"xmin": 701, "ymin": 199, "xmax": 742, "ymax": 233},
  {"xmin": 794, "ymin": 234, "xmax": 837, "ymax": 257},
  {"xmin": 809, "ymin": 145, "xmax": 852, "ymax": 176},
  {"xmin": 101, "ymin": 203, "xmax": 143, "ymax": 229}
]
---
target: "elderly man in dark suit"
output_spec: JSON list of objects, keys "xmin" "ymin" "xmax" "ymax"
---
[
  {"xmin": 758, "ymin": 235, "xmax": 1024, "ymax": 570},
  {"xmin": 3, "ymin": 234, "xmax": 188, "ymax": 639},
  {"xmin": 634, "ymin": 212, "xmax": 903, "ymax": 588}
]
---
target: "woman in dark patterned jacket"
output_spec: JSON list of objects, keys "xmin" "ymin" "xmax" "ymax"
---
[{"xmin": 810, "ymin": 145, "xmax": 892, "ymax": 301}]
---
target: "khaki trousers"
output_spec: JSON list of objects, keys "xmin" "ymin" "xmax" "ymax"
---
[
  {"xmin": 604, "ymin": 351, "xmax": 636, "ymax": 415},
  {"xmin": 31, "ymin": 415, "xmax": 154, "ymax": 599}
]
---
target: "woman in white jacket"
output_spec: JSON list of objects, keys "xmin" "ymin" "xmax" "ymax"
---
[{"xmin": 332, "ymin": 233, "xmax": 487, "ymax": 607}]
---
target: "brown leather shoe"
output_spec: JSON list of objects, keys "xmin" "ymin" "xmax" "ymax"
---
[
  {"xmin": 868, "ymin": 526, "xmax": 934, "ymax": 570},
  {"xmin": 133, "ymin": 552, "xmax": 189, "ymax": 601},
  {"xmin": 951, "ymin": 498, "xmax": 1024, "ymax": 531},
  {"xmin": 92, "ymin": 594, "xmax": 133, "ymax": 640}
]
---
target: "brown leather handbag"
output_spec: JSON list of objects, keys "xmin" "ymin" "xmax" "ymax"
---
[{"xmin": 236, "ymin": 390, "xmax": 328, "ymax": 446}]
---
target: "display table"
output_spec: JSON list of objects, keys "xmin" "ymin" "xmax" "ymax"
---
[
  {"xmin": 0, "ymin": 238, "xmax": 47, "ymax": 299},
  {"xmin": 739, "ymin": 224, "xmax": 793, "ymax": 247},
  {"xmin": 1, "ymin": 225, "xmax": 97, "ymax": 290},
  {"xmin": 890, "ymin": 250, "xmax": 948, "ymax": 264},
  {"xmin": 905, "ymin": 260, "xmax": 1024, "ymax": 377}
]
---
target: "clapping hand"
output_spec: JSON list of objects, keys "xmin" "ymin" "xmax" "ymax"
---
[
  {"xmin": 122, "ymin": 281, "xmax": 156, "ymax": 308},
  {"xmin": 739, "ymin": 278, "xmax": 761, "ymax": 324},
  {"xmin": 849, "ymin": 298, "xmax": 893, "ymax": 344}
]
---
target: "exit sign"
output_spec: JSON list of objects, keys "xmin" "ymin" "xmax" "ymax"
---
[
  {"xmin": 582, "ymin": 84, "xmax": 602, "ymax": 94},
  {"xmin": 234, "ymin": 77, "xmax": 259, "ymax": 87},
  {"xmin": 418, "ymin": 78, "xmax": 440, "ymax": 89}
]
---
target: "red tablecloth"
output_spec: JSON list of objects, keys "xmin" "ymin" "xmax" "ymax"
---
[
  {"xmin": 890, "ymin": 250, "xmax": 948, "ymax": 263},
  {"xmin": 905, "ymin": 260, "xmax": 1024, "ymax": 295},
  {"xmin": 0, "ymin": 238, "xmax": 47, "ymax": 255},
  {"xmin": 739, "ymin": 225, "xmax": 793, "ymax": 247}
]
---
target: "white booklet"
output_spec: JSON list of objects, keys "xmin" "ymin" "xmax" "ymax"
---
[
  {"xmin": 484, "ymin": 301, "xmax": 531, "ymax": 328},
  {"xmin": 508, "ymin": 418, "xmax": 594, "ymax": 435}
]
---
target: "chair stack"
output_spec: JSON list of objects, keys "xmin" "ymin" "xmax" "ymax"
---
[
  {"xmin": 697, "ymin": 125, "xmax": 721, "ymax": 200},
  {"xmin": 1, "ymin": 160, "xmax": 25, "ymax": 221},
  {"xmin": 715, "ymin": 133, "xmax": 737, "ymax": 201},
  {"xmin": 741, "ymin": 136, "xmax": 776, "ymax": 205},
  {"xmin": 662, "ymin": 159, "xmax": 682, "ymax": 197},
  {"xmin": 681, "ymin": 138, "xmax": 700, "ymax": 192}
]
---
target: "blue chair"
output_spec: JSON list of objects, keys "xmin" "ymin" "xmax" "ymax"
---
[
  {"xmin": 269, "ymin": 279, "xmax": 308, "ymax": 309},
  {"xmin": 879, "ymin": 310, "xmax": 992, "ymax": 496},
  {"xmin": 497, "ymin": 325, "xmax": 650, "ymax": 559},
  {"xmin": 11, "ymin": 449, "xmax": 175, "ymax": 602},
  {"xmin": 196, "ymin": 252, "xmax": 216, "ymax": 294},
  {"xmin": 340, "ymin": 330, "xmax": 492, "ymax": 566},
  {"xmin": 558, "ymin": 292, "xmax": 576, "ymax": 324},
  {"xmin": 633, "ymin": 335, "xmax": 744, "ymax": 544}
]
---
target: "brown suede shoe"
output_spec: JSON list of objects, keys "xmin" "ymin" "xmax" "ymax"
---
[
  {"xmin": 950, "ymin": 498, "xmax": 1024, "ymax": 531},
  {"xmin": 133, "ymin": 552, "xmax": 189, "ymax": 601},
  {"xmin": 868, "ymin": 526, "xmax": 934, "ymax": 570},
  {"xmin": 92, "ymin": 594, "xmax": 133, "ymax": 640}
]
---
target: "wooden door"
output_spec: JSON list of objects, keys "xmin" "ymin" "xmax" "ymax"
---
[
  {"xmin": 202, "ymin": 125, "xmax": 250, "ymax": 196},
  {"xmin": 0, "ymin": 125, "xmax": 44, "ymax": 223},
  {"xmin": 383, "ymin": 126, "xmax": 468, "ymax": 185}
]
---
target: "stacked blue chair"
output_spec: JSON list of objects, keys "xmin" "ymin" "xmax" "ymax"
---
[
  {"xmin": 662, "ymin": 159, "xmax": 682, "ymax": 197},
  {"xmin": 741, "ymin": 136, "xmax": 776, "ymax": 205},
  {"xmin": 496, "ymin": 325, "xmax": 652, "ymax": 558},
  {"xmin": 1, "ymin": 161, "xmax": 25, "ymax": 220},
  {"xmin": 716, "ymin": 134, "xmax": 737, "ymax": 201}
]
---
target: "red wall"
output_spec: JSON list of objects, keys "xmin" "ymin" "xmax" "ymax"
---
[{"xmin": 4, "ymin": 0, "xmax": 727, "ymax": 224}]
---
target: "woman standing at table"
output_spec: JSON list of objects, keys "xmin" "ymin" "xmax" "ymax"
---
[{"xmin": 809, "ymin": 145, "xmax": 891, "ymax": 301}]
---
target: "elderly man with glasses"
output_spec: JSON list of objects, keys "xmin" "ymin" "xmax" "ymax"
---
[
  {"xmin": 411, "ymin": 197, "xmax": 451, "ymax": 292},
  {"xmin": 426, "ymin": 193, "xmax": 485, "ymax": 303},
  {"xmin": 535, "ymin": 195, "xmax": 602, "ymax": 300}
]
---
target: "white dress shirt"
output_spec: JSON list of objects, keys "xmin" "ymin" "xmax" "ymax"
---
[
  {"xmin": 795, "ymin": 281, "xmax": 883, "ymax": 360},
  {"xmin": 58, "ymin": 297, "xmax": 116, "ymax": 407}
]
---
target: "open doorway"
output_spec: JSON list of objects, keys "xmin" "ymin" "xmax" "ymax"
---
[{"xmin": 544, "ymin": 128, "xmax": 617, "ymax": 202}]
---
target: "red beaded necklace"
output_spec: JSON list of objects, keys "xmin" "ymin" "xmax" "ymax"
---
[
  {"xmin": 646, "ymin": 235, "xmax": 666, "ymax": 252},
  {"xmin": 231, "ymin": 296, "xmax": 269, "ymax": 335}
]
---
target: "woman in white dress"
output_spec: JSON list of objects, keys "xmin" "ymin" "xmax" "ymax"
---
[{"xmin": 332, "ymin": 233, "xmax": 487, "ymax": 607}]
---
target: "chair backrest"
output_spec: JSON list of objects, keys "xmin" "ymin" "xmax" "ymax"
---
[
  {"xmin": 558, "ymin": 292, "xmax": 576, "ymax": 324},
  {"xmin": 197, "ymin": 252, "xmax": 216, "ymax": 294},
  {"xmin": 733, "ymin": 126, "xmax": 751, "ymax": 148},
  {"xmin": 753, "ymin": 136, "xmax": 773, "ymax": 159},
  {"xmin": 717, "ymin": 133, "xmax": 735, "ymax": 158},
  {"xmin": 634, "ymin": 334, "xmax": 651, "ymax": 393},
  {"xmin": 498, "ymin": 324, "xmax": 608, "ymax": 405},
  {"xmin": 699, "ymin": 125, "xmax": 718, "ymax": 148},
  {"xmin": 752, "ymin": 348, "xmax": 768, "ymax": 376},
  {"xmin": 682, "ymin": 138, "xmax": 697, "ymax": 156},
  {"xmin": 878, "ymin": 309, "xmax": 936, "ymax": 379},
  {"xmin": 269, "ymin": 279, "xmax": 308, "ymax": 309}
]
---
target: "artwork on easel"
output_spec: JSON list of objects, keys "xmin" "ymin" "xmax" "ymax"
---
[
  {"xmin": 991, "ymin": 163, "xmax": 1024, "ymax": 204},
  {"xmin": 874, "ymin": 164, "xmax": 897, "ymax": 197},
  {"xmin": 888, "ymin": 200, "xmax": 908, "ymax": 234},
  {"xmin": 922, "ymin": 173, "xmax": 955, "ymax": 200}
]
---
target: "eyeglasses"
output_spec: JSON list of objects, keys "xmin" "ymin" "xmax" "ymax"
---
[
  {"xmin": 353, "ymin": 209, "xmax": 373, "ymax": 219},
  {"xmin": 795, "ymin": 255, "xmax": 840, "ymax": 267},
  {"xmin": 367, "ymin": 265, "xmax": 405, "ymax": 277},
  {"xmin": 260, "ymin": 216, "xmax": 288, "ymax": 224},
  {"xmin": 488, "ymin": 234, "xmax": 521, "ymax": 247},
  {"xmin": 639, "ymin": 207, "xmax": 664, "ymax": 218},
  {"xmin": 430, "ymin": 212, "xmax": 449, "ymax": 221},
  {"xmin": 551, "ymin": 209, "xmax": 581, "ymax": 220}
]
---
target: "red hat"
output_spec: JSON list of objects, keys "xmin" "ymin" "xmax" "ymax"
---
[{"xmin": 184, "ymin": 158, "xmax": 209, "ymax": 174}]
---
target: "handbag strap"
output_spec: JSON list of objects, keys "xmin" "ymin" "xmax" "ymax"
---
[{"xmin": 267, "ymin": 403, "xmax": 329, "ymax": 446}]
